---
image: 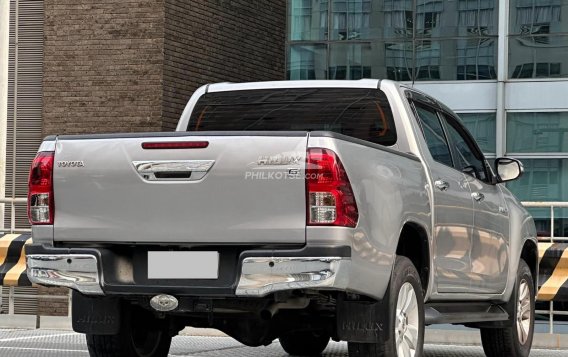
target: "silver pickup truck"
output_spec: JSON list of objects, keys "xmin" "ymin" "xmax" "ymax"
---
[{"xmin": 26, "ymin": 80, "xmax": 537, "ymax": 357}]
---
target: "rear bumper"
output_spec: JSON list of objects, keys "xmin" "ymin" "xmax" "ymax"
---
[{"xmin": 26, "ymin": 244, "xmax": 351, "ymax": 297}]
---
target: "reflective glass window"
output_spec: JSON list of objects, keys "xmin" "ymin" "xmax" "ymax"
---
[
  {"xmin": 331, "ymin": 0, "xmax": 373, "ymax": 40},
  {"xmin": 385, "ymin": 41, "xmax": 414, "ymax": 81},
  {"xmin": 383, "ymin": 0, "xmax": 414, "ymax": 39},
  {"xmin": 458, "ymin": 113, "xmax": 497, "ymax": 154},
  {"xmin": 288, "ymin": 0, "xmax": 329, "ymax": 41},
  {"xmin": 415, "ymin": 39, "xmax": 497, "ymax": 81},
  {"xmin": 509, "ymin": 35, "xmax": 568, "ymax": 78},
  {"xmin": 286, "ymin": 0, "xmax": 499, "ymax": 81},
  {"xmin": 456, "ymin": 0, "xmax": 498, "ymax": 36},
  {"xmin": 288, "ymin": 44, "xmax": 328, "ymax": 80},
  {"xmin": 507, "ymin": 159, "xmax": 568, "ymax": 237},
  {"xmin": 507, "ymin": 112, "xmax": 568, "ymax": 153},
  {"xmin": 506, "ymin": 159, "xmax": 568, "ymax": 220},
  {"xmin": 329, "ymin": 43, "xmax": 373, "ymax": 79},
  {"xmin": 413, "ymin": 103, "xmax": 453, "ymax": 167},
  {"xmin": 509, "ymin": 0, "xmax": 568, "ymax": 35}
]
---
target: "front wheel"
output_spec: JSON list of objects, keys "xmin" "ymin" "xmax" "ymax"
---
[
  {"xmin": 480, "ymin": 259, "xmax": 535, "ymax": 357},
  {"xmin": 348, "ymin": 256, "xmax": 425, "ymax": 357},
  {"xmin": 86, "ymin": 306, "xmax": 172, "ymax": 357}
]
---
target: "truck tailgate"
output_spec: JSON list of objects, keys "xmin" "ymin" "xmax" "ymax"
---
[{"xmin": 52, "ymin": 133, "xmax": 308, "ymax": 244}]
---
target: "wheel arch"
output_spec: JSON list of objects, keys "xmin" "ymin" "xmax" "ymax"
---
[
  {"xmin": 520, "ymin": 239, "xmax": 539, "ymax": 292},
  {"xmin": 396, "ymin": 222, "xmax": 431, "ymax": 294}
]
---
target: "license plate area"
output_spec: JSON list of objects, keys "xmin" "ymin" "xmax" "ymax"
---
[{"xmin": 147, "ymin": 251, "xmax": 219, "ymax": 279}]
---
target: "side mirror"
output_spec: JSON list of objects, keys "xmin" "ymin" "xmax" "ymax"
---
[{"xmin": 495, "ymin": 157, "xmax": 524, "ymax": 183}]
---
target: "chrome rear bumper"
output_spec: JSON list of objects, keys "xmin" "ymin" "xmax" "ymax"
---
[
  {"xmin": 26, "ymin": 254, "xmax": 104, "ymax": 295},
  {"xmin": 235, "ymin": 257, "xmax": 350, "ymax": 297},
  {"xmin": 26, "ymin": 249, "xmax": 350, "ymax": 297}
]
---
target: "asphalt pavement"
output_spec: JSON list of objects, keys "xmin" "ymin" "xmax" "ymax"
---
[{"xmin": 0, "ymin": 329, "xmax": 567, "ymax": 357}]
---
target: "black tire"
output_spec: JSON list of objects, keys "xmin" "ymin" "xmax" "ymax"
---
[
  {"xmin": 480, "ymin": 259, "xmax": 535, "ymax": 357},
  {"xmin": 348, "ymin": 256, "xmax": 424, "ymax": 357},
  {"xmin": 279, "ymin": 330, "xmax": 330, "ymax": 356},
  {"xmin": 86, "ymin": 306, "xmax": 172, "ymax": 357}
]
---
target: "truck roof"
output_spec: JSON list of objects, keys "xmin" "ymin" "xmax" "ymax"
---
[{"xmin": 206, "ymin": 79, "xmax": 388, "ymax": 93}]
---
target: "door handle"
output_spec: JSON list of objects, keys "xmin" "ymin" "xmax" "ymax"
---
[
  {"xmin": 472, "ymin": 192, "xmax": 485, "ymax": 202},
  {"xmin": 434, "ymin": 180, "xmax": 450, "ymax": 191},
  {"xmin": 133, "ymin": 160, "xmax": 215, "ymax": 181}
]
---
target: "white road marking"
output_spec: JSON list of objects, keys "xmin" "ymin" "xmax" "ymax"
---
[
  {"xmin": 0, "ymin": 332, "xmax": 76, "ymax": 342},
  {"xmin": 0, "ymin": 346, "xmax": 89, "ymax": 353}
]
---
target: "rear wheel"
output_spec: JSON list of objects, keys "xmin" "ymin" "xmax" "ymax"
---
[
  {"xmin": 348, "ymin": 256, "xmax": 424, "ymax": 357},
  {"xmin": 86, "ymin": 306, "xmax": 172, "ymax": 357},
  {"xmin": 279, "ymin": 331, "xmax": 329, "ymax": 356},
  {"xmin": 480, "ymin": 259, "xmax": 535, "ymax": 357}
]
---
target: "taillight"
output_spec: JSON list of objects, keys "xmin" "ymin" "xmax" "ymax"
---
[
  {"xmin": 306, "ymin": 148, "xmax": 358, "ymax": 228},
  {"xmin": 28, "ymin": 151, "xmax": 55, "ymax": 225}
]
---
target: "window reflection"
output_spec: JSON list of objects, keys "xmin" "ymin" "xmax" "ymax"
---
[
  {"xmin": 509, "ymin": 0, "xmax": 568, "ymax": 78},
  {"xmin": 288, "ymin": 44, "xmax": 327, "ymax": 80},
  {"xmin": 329, "ymin": 43, "xmax": 372, "ymax": 79},
  {"xmin": 385, "ymin": 42, "xmax": 413, "ymax": 81},
  {"xmin": 287, "ymin": 0, "xmax": 499, "ymax": 81},
  {"xmin": 508, "ymin": 159, "xmax": 565, "ymax": 202},
  {"xmin": 289, "ymin": 0, "xmax": 328, "ymax": 41},
  {"xmin": 507, "ymin": 112, "xmax": 568, "ymax": 153},
  {"xmin": 510, "ymin": 0, "xmax": 565, "ymax": 35},
  {"xmin": 331, "ymin": 0, "xmax": 372, "ymax": 40},
  {"xmin": 458, "ymin": 0, "xmax": 497, "ymax": 36},
  {"xmin": 509, "ymin": 35, "xmax": 568, "ymax": 78}
]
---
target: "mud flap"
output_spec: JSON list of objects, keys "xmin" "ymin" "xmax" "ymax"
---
[
  {"xmin": 337, "ymin": 296, "xmax": 390, "ymax": 343},
  {"xmin": 72, "ymin": 291, "xmax": 121, "ymax": 335}
]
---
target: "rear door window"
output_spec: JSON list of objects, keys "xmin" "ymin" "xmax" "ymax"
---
[
  {"xmin": 412, "ymin": 103, "xmax": 453, "ymax": 167},
  {"xmin": 188, "ymin": 88, "xmax": 397, "ymax": 146}
]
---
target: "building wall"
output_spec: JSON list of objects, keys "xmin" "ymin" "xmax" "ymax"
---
[
  {"xmin": 43, "ymin": 0, "xmax": 287, "ymax": 135},
  {"xmin": 42, "ymin": 0, "xmax": 166, "ymax": 136},
  {"xmin": 161, "ymin": 0, "xmax": 286, "ymax": 130}
]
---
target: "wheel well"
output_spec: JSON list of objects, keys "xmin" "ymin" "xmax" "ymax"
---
[
  {"xmin": 520, "ymin": 240, "xmax": 538, "ymax": 290},
  {"xmin": 396, "ymin": 223, "xmax": 430, "ymax": 292}
]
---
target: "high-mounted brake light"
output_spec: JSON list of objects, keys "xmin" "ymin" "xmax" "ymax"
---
[
  {"xmin": 28, "ymin": 151, "xmax": 55, "ymax": 225},
  {"xmin": 306, "ymin": 148, "xmax": 358, "ymax": 228},
  {"xmin": 142, "ymin": 141, "xmax": 209, "ymax": 150}
]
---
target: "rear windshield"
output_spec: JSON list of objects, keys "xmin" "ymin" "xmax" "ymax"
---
[{"xmin": 187, "ymin": 88, "xmax": 397, "ymax": 146}]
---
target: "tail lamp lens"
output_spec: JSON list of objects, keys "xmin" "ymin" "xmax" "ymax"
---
[
  {"xmin": 306, "ymin": 148, "xmax": 358, "ymax": 228},
  {"xmin": 28, "ymin": 151, "xmax": 55, "ymax": 224}
]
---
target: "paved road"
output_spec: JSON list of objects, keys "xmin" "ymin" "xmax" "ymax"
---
[{"xmin": 0, "ymin": 329, "xmax": 567, "ymax": 357}]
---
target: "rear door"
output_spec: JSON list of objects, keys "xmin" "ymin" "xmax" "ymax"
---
[
  {"xmin": 411, "ymin": 101, "xmax": 475, "ymax": 293},
  {"xmin": 53, "ymin": 134, "xmax": 308, "ymax": 244}
]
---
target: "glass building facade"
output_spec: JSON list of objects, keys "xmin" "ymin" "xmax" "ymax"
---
[{"xmin": 287, "ymin": 0, "xmax": 568, "ymax": 236}]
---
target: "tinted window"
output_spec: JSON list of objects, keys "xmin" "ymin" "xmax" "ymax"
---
[
  {"xmin": 441, "ymin": 113, "xmax": 488, "ymax": 182},
  {"xmin": 188, "ymin": 88, "xmax": 397, "ymax": 146},
  {"xmin": 413, "ymin": 103, "xmax": 453, "ymax": 167}
]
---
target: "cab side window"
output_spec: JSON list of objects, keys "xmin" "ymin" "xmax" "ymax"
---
[
  {"xmin": 413, "ymin": 103, "xmax": 453, "ymax": 167},
  {"xmin": 441, "ymin": 113, "xmax": 488, "ymax": 182}
]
